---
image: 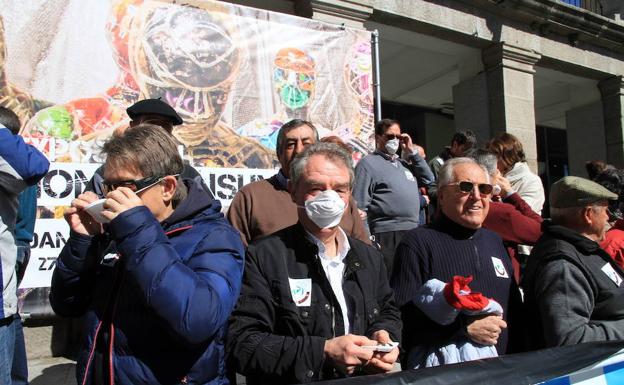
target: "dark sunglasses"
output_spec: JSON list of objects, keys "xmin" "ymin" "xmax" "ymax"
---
[
  {"xmin": 101, "ymin": 175, "xmax": 167, "ymax": 195},
  {"xmin": 384, "ymin": 134, "xmax": 401, "ymax": 141},
  {"xmin": 449, "ymin": 181, "xmax": 494, "ymax": 195}
]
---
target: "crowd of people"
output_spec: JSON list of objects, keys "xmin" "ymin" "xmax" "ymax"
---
[{"xmin": 2, "ymin": 99, "xmax": 624, "ymax": 385}]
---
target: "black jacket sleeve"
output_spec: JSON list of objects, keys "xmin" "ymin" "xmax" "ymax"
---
[{"xmin": 365, "ymin": 247, "xmax": 402, "ymax": 342}]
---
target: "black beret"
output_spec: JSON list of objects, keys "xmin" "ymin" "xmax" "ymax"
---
[{"xmin": 126, "ymin": 98, "xmax": 183, "ymax": 125}]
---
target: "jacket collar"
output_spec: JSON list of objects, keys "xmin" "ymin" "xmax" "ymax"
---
[{"xmin": 542, "ymin": 220, "xmax": 602, "ymax": 254}]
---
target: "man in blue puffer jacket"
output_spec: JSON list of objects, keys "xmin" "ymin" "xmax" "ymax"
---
[{"xmin": 50, "ymin": 123, "xmax": 245, "ymax": 385}]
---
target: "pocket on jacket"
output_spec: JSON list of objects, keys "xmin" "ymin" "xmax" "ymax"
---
[{"xmin": 365, "ymin": 300, "xmax": 381, "ymax": 322}]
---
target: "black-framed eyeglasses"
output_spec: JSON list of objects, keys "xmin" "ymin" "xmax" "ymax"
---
[
  {"xmin": 448, "ymin": 181, "xmax": 494, "ymax": 195},
  {"xmin": 101, "ymin": 174, "xmax": 177, "ymax": 195}
]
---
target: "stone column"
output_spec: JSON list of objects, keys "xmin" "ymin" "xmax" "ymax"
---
[
  {"xmin": 452, "ymin": 73, "xmax": 490, "ymax": 147},
  {"xmin": 599, "ymin": 76, "xmax": 624, "ymax": 168},
  {"xmin": 565, "ymin": 102, "xmax": 606, "ymax": 177},
  {"xmin": 482, "ymin": 43, "xmax": 541, "ymax": 172}
]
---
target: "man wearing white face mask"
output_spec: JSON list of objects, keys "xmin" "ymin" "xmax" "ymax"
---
[
  {"xmin": 353, "ymin": 119, "xmax": 435, "ymax": 275},
  {"xmin": 227, "ymin": 142, "xmax": 402, "ymax": 384}
]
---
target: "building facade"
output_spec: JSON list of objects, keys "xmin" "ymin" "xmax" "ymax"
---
[{"xmin": 229, "ymin": 0, "xmax": 624, "ymax": 195}]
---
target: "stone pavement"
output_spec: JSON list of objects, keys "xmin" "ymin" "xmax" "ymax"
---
[{"xmin": 25, "ymin": 325, "xmax": 76, "ymax": 385}]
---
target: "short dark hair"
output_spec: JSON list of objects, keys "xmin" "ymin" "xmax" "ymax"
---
[
  {"xmin": 374, "ymin": 119, "xmax": 399, "ymax": 136},
  {"xmin": 451, "ymin": 130, "xmax": 476, "ymax": 148},
  {"xmin": 276, "ymin": 119, "xmax": 318, "ymax": 155},
  {"xmin": 586, "ymin": 160, "xmax": 613, "ymax": 181},
  {"xmin": 594, "ymin": 168, "xmax": 624, "ymax": 220},
  {"xmin": 0, "ymin": 106, "xmax": 21, "ymax": 135}
]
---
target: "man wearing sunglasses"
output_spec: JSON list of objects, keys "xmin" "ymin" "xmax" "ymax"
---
[
  {"xmin": 391, "ymin": 158, "xmax": 519, "ymax": 368},
  {"xmin": 523, "ymin": 176, "xmax": 624, "ymax": 350},
  {"xmin": 353, "ymin": 119, "xmax": 435, "ymax": 276},
  {"xmin": 50, "ymin": 124, "xmax": 245, "ymax": 385}
]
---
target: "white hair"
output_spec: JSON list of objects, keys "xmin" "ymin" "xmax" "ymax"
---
[{"xmin": 437, "ymin": 157, "xmax": 490, "ymax": 189}]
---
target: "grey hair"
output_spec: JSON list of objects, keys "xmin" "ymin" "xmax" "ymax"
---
[
  {"xmin": 290, "ymin": 142, "xmax": 354, "ymax": 188},
  {"xmin": 470, "ymin": 149, "xmax": 498, "ymax": 177},
  {"xmin": 102, "ymin": 123, "xmax": 187, "ymax": 207},
  {"xmin": 437, "ymin": 157, "xmax": 490, "ymax": 189}
]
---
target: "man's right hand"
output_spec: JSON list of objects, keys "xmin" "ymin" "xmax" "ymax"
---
[
  {"xmin": 324, "ymin": 335, "xmax": 375, "ymax": 374},
  {"xmin": 466, "ymin": 314, "xmax": 507, "ymax": 346},
  {"xmin": 65, "ymin": 192, "xmax": 102, "ymax": 236}
]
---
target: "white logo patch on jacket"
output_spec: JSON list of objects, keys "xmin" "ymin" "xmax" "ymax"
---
[
  {"xmin": 601, "ymin": 263, "xmax": 623, "ymax": 287},
  {"xmin": 288, "ymin": 278, "xmax": 312, "ymax": 306},
  {"xmin": 491, "ymin": 257, "xmax": 509, "ymax": 278}
]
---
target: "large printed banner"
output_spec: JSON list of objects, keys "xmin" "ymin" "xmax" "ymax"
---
[
  {"xmin": 1, "ymin": 0, "xmax": 374, "ymax": 165},
  {"xmin": 0, "ymin": 0, "xmax": 374, "ymax": 294}
]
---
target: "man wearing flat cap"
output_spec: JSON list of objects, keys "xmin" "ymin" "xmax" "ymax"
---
[{"xmin": 523, "ymin": 176, "xmax": 624, "ymax": 349}]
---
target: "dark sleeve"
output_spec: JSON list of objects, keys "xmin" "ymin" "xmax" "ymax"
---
[
  {"xmin": 390, "ymin": 238, "xmax": 462, "ymax": 355},
  {"xmin": 534, "ymin": 259, "xmax": 624, "ymax": 346},
  {"xmin": 49, "ymin": 231, "xmax": 104, "ymax": 317},
  {"xmin": 227, "ymin": 246, "xmax": 327, "ymax": 383},
  {"xmin": 505, "ymin": 276, "xmax": 527, "ymax": 353},
  {"xmin": 112, "ymin": 206, "xmax": 245, "ymax": 345},
  {"xmin": 366, "ymin": 247, "xmax": 402, "ymax": 342},
  {"xmin": 226, "ymin": 189, "xmax": 252, "ymax": 246}
]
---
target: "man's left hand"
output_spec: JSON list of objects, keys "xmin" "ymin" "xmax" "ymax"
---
[
  {"xmin": 363, "ymin": 330, "xmax": 399, "ymax": 373},
  {"xmin": 101, "ymin": 187, "xmax": 144, "ymax": 222}
]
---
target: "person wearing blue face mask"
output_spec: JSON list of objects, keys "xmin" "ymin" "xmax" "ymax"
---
[
  {"xmin": 227, "ymin": 142, "xmax": 402, "ymax": 384},
  {"xmin": 353, "ymin": 119, "xmax": 435, "ymax": 276}
]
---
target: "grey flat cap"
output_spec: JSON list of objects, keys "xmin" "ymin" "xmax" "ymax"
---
[{"xmin": 550, "ymin": 176, "xmax": 618, "ymax": 208}]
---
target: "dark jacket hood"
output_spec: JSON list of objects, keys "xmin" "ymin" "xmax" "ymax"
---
[{"xmin": 161, "ymin": 179, "xmax": 222, "ymax": 229}]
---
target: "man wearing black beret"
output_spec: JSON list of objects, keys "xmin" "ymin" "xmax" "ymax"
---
[
  {"xmin": 126, "ymin": 98, "xmax": 184, "ymax": 130},
  {"xmin": 84, "ymin": 98, "xmax": 212, "ymax": 197}
]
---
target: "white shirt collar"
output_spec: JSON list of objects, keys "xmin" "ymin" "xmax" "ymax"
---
[{"xmin": 305, "ymin": 227, "xmax": 350, "ymax": 262}]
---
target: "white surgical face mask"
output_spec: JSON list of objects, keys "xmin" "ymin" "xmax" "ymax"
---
[
  {"xmin": 385, "ymin": 138, "xmax": 400, "ymax": 155},
  {"xmin": 303, "ymin": 190, "xmax": 346, "ymax": 229}
]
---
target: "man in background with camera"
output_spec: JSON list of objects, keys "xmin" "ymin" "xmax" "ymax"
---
[{"xmin": 353, "ymin": 119, "xmax": 434, "ymax": 275}]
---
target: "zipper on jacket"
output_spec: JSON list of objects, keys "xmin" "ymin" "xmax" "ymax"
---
[{"xmin": 471, "ymin": 239, "xmax": 481, "ymax": 270}]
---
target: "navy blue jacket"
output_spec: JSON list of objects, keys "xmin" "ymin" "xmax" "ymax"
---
[{"xmin": 50, "ymin": 180, "xmax": 245, "ymax": 385}]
